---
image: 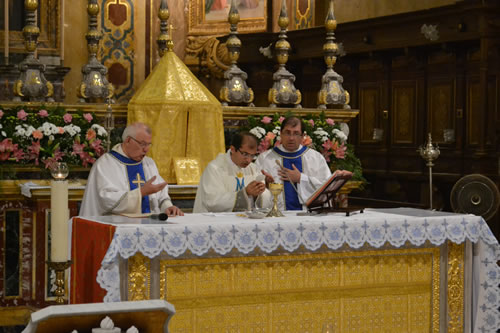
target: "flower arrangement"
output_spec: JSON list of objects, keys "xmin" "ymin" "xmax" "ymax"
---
[
  {"xmin": 0, "ymin": 105, "xmax": 108, "ymax": 170},
  {"xmin": 246, "ymin": 113, "xmax": 365, "ymax": 182}
]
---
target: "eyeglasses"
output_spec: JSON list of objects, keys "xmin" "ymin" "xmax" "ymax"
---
[
  {"xmin": 281, "ymin": 130, "xmax": 303, "ymax": 138},
  {"xmin": 129, "ymin": 136, "xmax": 152, "ymax": 148},
  {"xmin": 238, "ymin": 149, "xmax": 257, "ymax": 160}
]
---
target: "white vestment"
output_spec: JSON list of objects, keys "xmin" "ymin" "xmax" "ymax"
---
[
  {"xmin": 255, "ymin": 145, "xmax": 331, "ymax": 210},
  {"xmin": 193, "ymin": 150, "xmax": 273, "ymax": 213},
  {"xmin": 79, "ymin": 144, "xmax": 173, "ymax": 217}
]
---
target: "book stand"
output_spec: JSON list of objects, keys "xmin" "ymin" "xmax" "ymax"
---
[{"xmin": 306, "ymin": 171, "xmax": 364, "ymax": 216}]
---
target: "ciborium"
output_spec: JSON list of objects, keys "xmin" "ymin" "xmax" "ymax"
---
[{"xmin": 267, "ymin": 183, "xmax": 285, "ymax": 217}]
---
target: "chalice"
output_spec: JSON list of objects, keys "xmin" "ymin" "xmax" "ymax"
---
[{"xmin": 266, "ymin": 183, "xmax": 284, "ymax": 217}]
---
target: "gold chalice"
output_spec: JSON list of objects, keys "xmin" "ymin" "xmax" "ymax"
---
[{"xmin": 266, "ymin": 183, "xmax": 284, "ymax": 217}]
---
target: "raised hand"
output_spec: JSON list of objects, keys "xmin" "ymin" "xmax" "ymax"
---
[
  {"xmin": 140, "ymin": 175, "xmax": 168, "ymax": 197},
  {"xmin": 278, "ymin": 163, "xmax": 301, "ymax": 183}
]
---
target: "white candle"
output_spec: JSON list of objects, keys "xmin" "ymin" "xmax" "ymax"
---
[
  {"xmin": 50, "ymin": 180, "xmax": 69, "ymax": 262},
  {"xmin": 60, "ymin": 0, "xmax": 64, "ymax": 61},
  {"xmin": 4, "ymin": 0, "xmax": 8, "ymax": 63}
]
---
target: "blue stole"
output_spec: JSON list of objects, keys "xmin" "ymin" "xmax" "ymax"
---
[
  {"xmin": 272, "ymin": 146, "xmax": 308, "ymax": 210},
  {"xmin": 109, "ymin": 150, "xmax": 151, "ymax": 213}
]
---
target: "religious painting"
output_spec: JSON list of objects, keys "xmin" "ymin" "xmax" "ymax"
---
[{"xmin": 189, "ymin": 0, "xmax": 267, "ymax": 35}]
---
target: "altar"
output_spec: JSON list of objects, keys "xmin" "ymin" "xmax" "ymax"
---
[{"xmin": 70, "ymin": 209, "xmax": 500, "ymax": 332}]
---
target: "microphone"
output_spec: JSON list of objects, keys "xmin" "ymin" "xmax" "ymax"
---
[{"xmin": 149, "ymin": 213, "xmax": 168, "ymax": 221}]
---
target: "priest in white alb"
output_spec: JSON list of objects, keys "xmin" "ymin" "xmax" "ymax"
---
[
  {"xmin": 193, "ymin": 132, "xmax": 273, "ymax": 213},
  {"xmin": 79, "ymin": 122, "xmax": 183, "ymax": 217},
  {"xmin": 255, "ymin": 116, "xmax": 332, "ymax": 211}
]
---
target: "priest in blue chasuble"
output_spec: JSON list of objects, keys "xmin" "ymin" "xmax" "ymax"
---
[
  {"xmin": 193, "ymin": 132, "xmax": 273, "ymax": 213},
  {"xmin": 80, "ymin": 123, "xmax": 184, "ymax": 217},
  {"xmin": 256, "ymin": 117, "xmax": 332, "ymax": 211}
]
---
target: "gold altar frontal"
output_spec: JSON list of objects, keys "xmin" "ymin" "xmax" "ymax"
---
[{"xmin": 125, "ymin": 242, "xmax": 465, "ymax": 332}]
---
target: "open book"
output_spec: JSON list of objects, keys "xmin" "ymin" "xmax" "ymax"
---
[{"xmin": 305, "ymin": 170, "xmax": 353, "ymax": 211}]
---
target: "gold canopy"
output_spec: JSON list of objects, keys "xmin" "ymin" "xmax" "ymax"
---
[{"xmin": 128, "ymin": 50, "xmax": 225, "ymax": 183}]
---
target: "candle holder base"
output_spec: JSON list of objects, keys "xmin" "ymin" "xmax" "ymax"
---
[{"xmin": 46, "ymin": 260, "xmax": 72, "ymax": 304}]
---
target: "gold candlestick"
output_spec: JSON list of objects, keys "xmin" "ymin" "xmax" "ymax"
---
[
  {"xmin": 46, "ymin": 260, "xmax": 72, "ymax": 304},
  {"xmin": 266, "ymin": 183, "xmax": 285, "ymax": 217}
]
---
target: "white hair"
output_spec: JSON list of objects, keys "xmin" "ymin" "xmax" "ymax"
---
[{"xmin": 122, "ymin": 123, "xmax": 152, "ymax": 141}]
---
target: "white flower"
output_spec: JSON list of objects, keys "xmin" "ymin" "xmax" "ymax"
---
[
  {"xmin": 250, "ymin": 126, "xmax": 266, "ymax": 139},
  {"xmin": 1, "ymin": 131, "xmax": 5, "ymax": 137},
  {"xmin": 14, "ymin": 125, "xmax": 26, "ymax": 137},
  {"xmin": 272, "ymin": 126, "xmax": 281, "ymax": 135},
  {"xmin": 91, "ymin": 124, "xmax": 108, "ymax": 137},
  {"xmin": 333, "ymin": 129, "xmax": 347, "ymax": 142},
  {"xmin": 313, "ymin": 128, "xmax": 329, "ymax": 140},
  {"xmin": 25, "ymin": 126, "xmax": 36, "ymax": 138},
  {"xmin": 49, "ymin": 135, "xmax": 54, "ymax": 141}
]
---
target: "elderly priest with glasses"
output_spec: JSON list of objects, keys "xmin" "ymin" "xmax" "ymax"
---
[
  {"xmin": 193, "ymin": 132, "xmax": 273, "ymax": 213},
  {"xmin": 80, "ymin": 122, "xmax": 184, "ymax": 217},
  {"xmin": 256, "ymin": 116, "xmax": 332, "ymax": 211}
]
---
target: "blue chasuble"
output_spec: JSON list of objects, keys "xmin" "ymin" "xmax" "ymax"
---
[
  {"xmin": 272, "ymin": 146, "xmax": 308, "ymax": 210},
  {"xmin": 109, "ymin": 151, "xmax": 151, "ymax": 213}
]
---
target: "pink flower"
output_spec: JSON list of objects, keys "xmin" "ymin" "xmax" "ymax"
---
[
  {"xmin": 17, "ymin": 109, "xmax": 27, "ymax": 121},
  {"xmin": 83, "ymin": 113, "xmax": 93, "ymax": 123},
  {"xmin": 0, "ymin": 110, "xmax": 4, "ymax": 118},
  {"xmin": 326, "ymin": 118, "xmax": 335, "ymax": 126},
  {"xmin": 261, "ymin": 116, "xmax": 272, "ymax": 124},
  {"xmin": 32, "ymin": 130, "xmax": 43, "ymax": 139},
  {"xmin": 38, "ymin": 109, "xmax": 49, "ymax": 118},
  {"xmin": 278, "ymin": 116, "xmax": 285, "ymax": 123},
  {"xmin": 57, "ymin": 127, "xmax": 64, "ymax": 134},
  {"xmin": 302, "ymin": 135, "xmax": 312, "ymax": 146},
  {"xmin": 27, "ymin": 141, "xmax": 41, "ymax": 165},
  {"xmin": 86, "ymin": 128, "xmax": 96, "ymax": 141},
  {"xmin": 42, "ymin": 148, "xmax": 65, "ymax": 170},
  {"xmin": 265, "ymin": 132, "xmax": 276, "ymax": 142},
  {"xmin": 72, "ymin": 141, "xmax": 85, "ymax": 156},
  {"xmin": 321, "ymin": 139, "xmax": 334, "ymax": 162},
  {"xmin": 274, "ymin": 140, "xmax": 281, "ymax": 147},
  {"xmin": 0, "ymin": 139, "xmax": 14, "ymax": 160},
  {"xmin": 12, "ymin": 148, "xmax": 25, "ymax": 162},
  {"xmin": 90, "ymin": 139, "xmax": 105, "ymax": 157},
  {"xmin": 334, "ymin": 143, "xmax": 347, "ymax": 159},
  {"xmin": 63, "ymin": 113, "xmax": 72, "ymax": 123},
  {"xmin": 308, "ymin": 119, "xmax": 315, "ymax": 127}
]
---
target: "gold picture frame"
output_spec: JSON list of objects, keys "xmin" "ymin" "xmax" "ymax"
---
[{"xmin": 188, "ymin": 0, "xmax": 267, "ymax": 35}]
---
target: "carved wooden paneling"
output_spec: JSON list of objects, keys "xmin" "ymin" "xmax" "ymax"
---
[
  {"xmin": 392, "ymin": 82, "xmax": 417, "ymax": 145},
  {"xmin": 358, "ymin": 85, "xmax": 380, "ymax": 143},
  {"xmin": 467, "ymin": 80, "xmax": 481, "ymax": 145},
  {"xmin": 428, "ymin": 80, "xmax": 456, "ymax": 143}
]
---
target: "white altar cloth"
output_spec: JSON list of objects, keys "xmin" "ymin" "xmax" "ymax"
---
[{"xmin": 81, "ymin": 208, "xmax": 500, "ymax": 332}]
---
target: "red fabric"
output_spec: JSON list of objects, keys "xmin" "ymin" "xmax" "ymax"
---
[{"xmin": 70, "ymin": 217, "xmax": 116, "ymax": 304}]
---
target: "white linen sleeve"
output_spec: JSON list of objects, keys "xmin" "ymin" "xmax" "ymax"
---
[
  {"xmin": 297, "ymin": 154, "xmax": 332, "ymax": 203},
  {"xmin": 197, "ymin": 163, "xmax": 249, "ymax": 212}
]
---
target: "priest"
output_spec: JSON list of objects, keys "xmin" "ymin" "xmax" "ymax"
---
[
  {"xmin": 79, "ymin": 122, "xmax": 184, "ymax": 217},
  {"xmin": 255, "ymin": 116, "xmax": 331, "ymax": 210},
  {"xmin": 193, "ymin": 132, "xmax": 272, "ymax": 213}
]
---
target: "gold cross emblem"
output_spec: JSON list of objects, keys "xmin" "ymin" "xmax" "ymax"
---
[{"xmin": 132, "ymin": 173, "xmax": 145, "ymax": 187}]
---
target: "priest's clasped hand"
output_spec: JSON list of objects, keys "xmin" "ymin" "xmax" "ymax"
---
[
  {"xmin": 140, "ymin": 175, "xmax": 168, "ymax": 197},
  {"xmin": 245, "ymin": 180, "xmax": 266, "ymax": 198},
  {"xmin": 278, "ymin": 164, "xmax": 301, "ymax": 183}
]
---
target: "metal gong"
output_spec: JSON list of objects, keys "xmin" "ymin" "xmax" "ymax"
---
[{"xmin": 450, "ymin": 174, "xmax": 500, "ymax": 221}]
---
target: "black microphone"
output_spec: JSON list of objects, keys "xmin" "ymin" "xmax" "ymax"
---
[{"xmin": 149, "ymin": 213, "xmax": 168, "ymax": 221}]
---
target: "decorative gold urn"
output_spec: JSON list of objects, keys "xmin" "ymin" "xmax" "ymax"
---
[{"xmin": 266, "ymin": 183, "xmax": 285, "ymax": 217}]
